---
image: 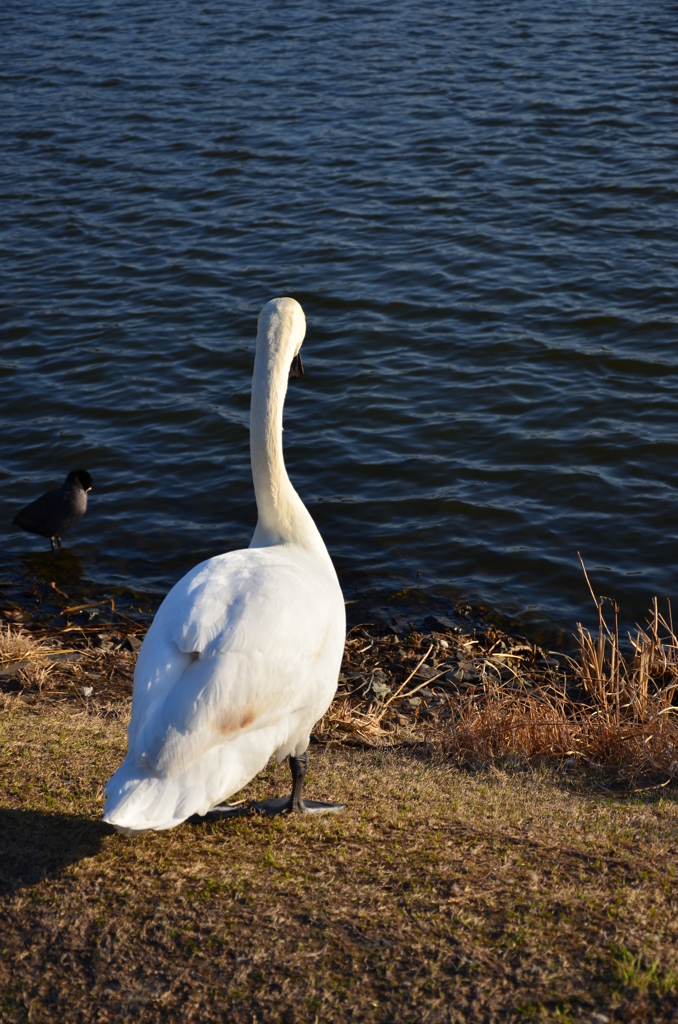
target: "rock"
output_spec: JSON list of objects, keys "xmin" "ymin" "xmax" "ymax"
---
[
  {"xmin": 0, "ymin": 651, "xmax": 82, "ymax": 680},
  {"xmin": 415, "ymin": 664, "xmax": 438, "ymax": 681},
  {"xmin": 1, "ymin": 609, "xmax": 32, "ymax": 622},
  {"xmin": 407, "ymin": 696, "xmax": 421, "ymax": 708},
  {"xmin": 421, "ymin": 614, "xmax": 459, "ymax": 632},
  {"xmin": 371, "ymin": 681, "xmax": 392, "ymax": 698},
  {"xmin": 123, "ymin": 635, "xmax": 143, "ymax": 654},
  {"xmin": 487, "ymin": 660, "xmax": 515, "ymax": 681},
  {"xmin": 80, "ymin": 686, "xmax": 93, "ymax": 697},
  {"xmin": 444, "ymin": 666, "xmax": 481, "ymax": 686},
  {"xmin": 48, "ymin": 651, "xmax": 82, "ymax": 666},
  {"xmin": 439, "ymin": 657, "xmax": 460, "ymax": 669},
  {"xmin": 0, "ymin": 664, "xmax": 22, "ymax": 682},
  {"xmin": 413, "ymin": 686, "xmax": 433, "ymax": 699}
]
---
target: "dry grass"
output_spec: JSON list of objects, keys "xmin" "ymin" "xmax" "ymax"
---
[
  {"xmin": 0, "ymin": 618, "xmax": 141, "ymax": 711},
  {"xmin": 1, "ymin": 699, "xmax": 678, "ymax": 1023},
  {"xmin": 0, "ymin": 624, "xmax": 57, "ymax": 666},
  {"xmin": 2, "ymin": 582, "xmax": 678, "ymax": 1020},
  {"xmin": 3, "ymin": 563, "xmax": 678, "ymax": 792},
  {"xmin": 313, "ymin": 567, "xmax": 678, "ymax": 790}
]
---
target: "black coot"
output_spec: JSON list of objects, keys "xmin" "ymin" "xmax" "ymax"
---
[{"xmin": 12, "ymin": 470, "xmax": 93, "ymax": 551}]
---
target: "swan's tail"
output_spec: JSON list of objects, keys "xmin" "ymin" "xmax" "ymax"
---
[
  {"xmin": 102, "ymin": 730, "xmax": 277, "ymax": 833},
  {"xmin": 103, "ymin": 759, "xmax": 198, "ymax": 834}
]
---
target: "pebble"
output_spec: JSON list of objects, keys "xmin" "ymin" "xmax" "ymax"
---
[
  {"xmin": 80, "ymin": 686, "xmax": 93, "ymax": 697},
  {"xmin": 445, "ymin": 667, "xmax": 480, "ymax": 685}
]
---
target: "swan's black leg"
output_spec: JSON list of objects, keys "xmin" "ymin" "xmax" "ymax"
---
[
  {"xmin": 188, "ymin": 750, "xmax": 346, "ymax": 825},
  {"xmin": 289, "ymin": 751, "xmax": 308, "ymax": 812},
  {"xmin": 56, "ymin": 536, "xmax": 62, "ymax": 549},
  {"xmin": 50, "ymin": 537, "xmax": 56, "ymax": 553},
  {"xmin": 252, "ymin": 750, "xmax": 346, "ymax": 817}
]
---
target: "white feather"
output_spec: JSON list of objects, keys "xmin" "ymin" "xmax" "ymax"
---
[{"xmin": 103, "ymin": 298, "xmax": 345, "ymax": 833}]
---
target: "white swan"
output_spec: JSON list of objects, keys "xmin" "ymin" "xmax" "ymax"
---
[{"xmin": 103, "ymin": 297, "xmax": 346, "ymax": 833}]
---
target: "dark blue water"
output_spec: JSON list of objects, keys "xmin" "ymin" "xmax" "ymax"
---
[{"xmin": 2, "ymin": 0, "xmax": 678, "ymax": 638}]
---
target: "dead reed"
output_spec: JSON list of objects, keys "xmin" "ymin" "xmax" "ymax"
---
[
  {"xmin": 0, "ymin": 623, "xmax": 56, "ymax": 666},
  {"xmin": 317, "ymin": 560, "xmax": 678, "ymax": 788},
  {"xmin": 3, "ymin": 559, "xmax": 678, "ymax": 788}
]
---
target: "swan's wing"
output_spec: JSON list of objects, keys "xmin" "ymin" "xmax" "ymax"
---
[{"xmin": 128, "ymin": 546, "xmax": 342, "ymax": 777}]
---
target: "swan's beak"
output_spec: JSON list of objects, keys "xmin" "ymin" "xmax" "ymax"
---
[{"xmin": 289, "ymin": 353, "xmax": 304, "ymax": 381}]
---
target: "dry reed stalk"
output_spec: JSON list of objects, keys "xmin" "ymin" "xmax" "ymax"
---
[
  {"xmin": 3, "ymin": 567, "xmax": 677, "ymax": 789},
  {"xmin": 376, "ymin": 644, "xmax": 434, "ymax": 716},
  {"xmin": 0, "ymin": 624, "xmax": 57, "ymax": 665},
  {"xmin": 322, "ymin": 566, "xmax": 678, "ymax": 786}
]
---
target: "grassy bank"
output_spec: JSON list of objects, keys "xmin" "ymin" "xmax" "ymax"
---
[
  {"xmin": 2, "ymin": 583, "xmax": 678, "ymax": 1022},
  {"xmin": 1, "ymin": 697, "xmax": 678, "ymax": 1023}
]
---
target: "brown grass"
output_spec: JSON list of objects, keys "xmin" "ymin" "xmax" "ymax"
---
[
  {"xmin": 314, "ymin": 566, "xmax": 678, "ymax": 790},
  {"xmin": 2, "ymin": 580, "xmax": 678, "ymax": 1020},
  {"xmin": 3, "ymin": 571, "xmax": 678, "ymax": 790},
  {"xmin": 0, "ymin": 624, "xmax": 57, "ymax": 665},
  {"xmin": 1, "ymin": 699, "xmax": 678, "ymax": 1023}
]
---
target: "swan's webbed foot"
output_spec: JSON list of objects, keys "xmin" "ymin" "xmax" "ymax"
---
[
  {"xmin": 188, "ymin": 752, "xmax": 345, "ymax": 825},
  {"xmin": 252, "ymin": 752, "xmax": 346, "ymax": 817}
]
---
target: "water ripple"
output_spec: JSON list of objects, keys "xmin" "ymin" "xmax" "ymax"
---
[{"xmin": 1, "ymin": 0, "xmax": 678, "ymax": 635}]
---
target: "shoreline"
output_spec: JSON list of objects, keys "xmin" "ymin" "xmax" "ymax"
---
[{"xmin": 2, "ymin": 571, "xmax": 677, "ymax": 792}]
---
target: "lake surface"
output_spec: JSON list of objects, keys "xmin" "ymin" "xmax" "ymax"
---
[{"xmin": 2, "ymin": 0, "xmax": 678, "ymax": 641}]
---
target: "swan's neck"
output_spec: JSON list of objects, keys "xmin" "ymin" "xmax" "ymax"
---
[{"xmin": 249, "ymin": 339, "xmax": 330, "ymax": 566}]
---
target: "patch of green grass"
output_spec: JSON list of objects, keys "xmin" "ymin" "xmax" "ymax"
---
[{"xmin": 610, "ymin": 943, "xmax": 678, "ymax": 995}]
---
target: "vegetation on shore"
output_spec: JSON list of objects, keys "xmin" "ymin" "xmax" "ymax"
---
[
  {"xmin": 1, "ymin": 574, "xmax": 678, "ymax": 1021},
  {"xmin": 3, "ymin": 554, "xmax": 678, "ymax": 789}
]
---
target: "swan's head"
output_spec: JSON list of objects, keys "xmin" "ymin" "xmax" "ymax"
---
[{"xmin": 257, "ymin": 297, "xmax": 306, "ymax": 381}]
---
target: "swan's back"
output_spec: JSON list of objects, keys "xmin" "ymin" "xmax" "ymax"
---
[{"xmin": 103, "ymin": 545, "xmax": 344, "ymax": 832}]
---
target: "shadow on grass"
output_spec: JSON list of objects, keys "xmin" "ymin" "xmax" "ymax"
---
[{"xmin": 0, "ymin": 808, "xmax": 113, "ymax": 895}]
